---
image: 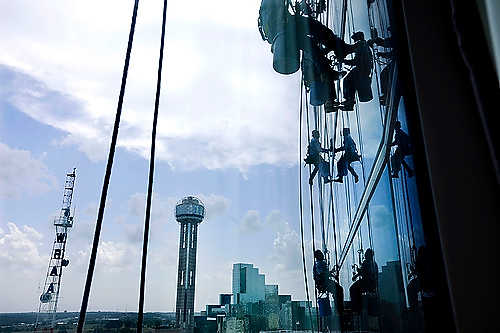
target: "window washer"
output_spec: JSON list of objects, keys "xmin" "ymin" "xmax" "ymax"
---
[
  {"xmin": 349, "ymin": 248, "xmax": 378, "ymax": 313},
  {"xmin": 390, "ymin": 121, "xmax": 414, "ymax": 178},
  {"xmin": 327, "ymin": 31, "xmax": 373, "ymax": 112},
  {"xmin": 306, "ymin": 130, "xmax": 334, "ymax": 185},
  {"xmin": 333, "ymin": 128, "xmax": 360, "ymax": 183},
  {"xmin": 313, "ymin": 250, "xmax": 344, "ymax": 315}
]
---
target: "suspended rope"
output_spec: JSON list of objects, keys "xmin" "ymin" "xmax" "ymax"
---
[
  {"xmin": 298, "ymin": 79, "xmax": 315, "ymax": 331},
  {"xmin": 347, "ymin": 0, "xmax": 374, "ymax": 251},
  {"xmin": 305, "ymin": 95, "xmax": 317, "ymax": 256},
  {"xmin": 338, "ymin": 111, "xmax": 356, "ymax": 268},
  {"xmin": 323, "ymin": 106, "xmax": 339, "ymax": 270},
  {"xmin": 136, "ymin": 0, "xmax": 168, "ymax": 331},
  {"xmin": 340, "ymin": 0, "xmax": 349, "ymax": 40},
  {"xmin": 316, "ymin": 106, "xmax": 328, "ymax": 254},
  {"xmin": 304, "ymin": 92, "xmax": 321, "ymax": 333},
  {"xmin": 77, "ymin": 1, "xmax": 140, "ymax": 332}
]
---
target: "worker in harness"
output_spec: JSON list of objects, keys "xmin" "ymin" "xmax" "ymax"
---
[
  {"xmin": 368, "ymin": 27, "xmax": 395, "ymax": 106},
  {"xmin": 333, "ymin": 128, "xmax": 360, "ymax": 183},
  {"xmin": 327, "ymin": 31, "xmax": 373, "ymax": 112},
  {"xmin": 313, "ymin": 250, "xmax": 344, "ymax": 315},
  {"xmin": 306, "ymin": 130, "xmax": 334, "ymax": 185},
  {"xmin": 349, "ymin": 248, "xmax": 378, "ymax": 313},
  {"xmin": 390, "ymin": 121, "xmax": 414, "ymax": 178}
]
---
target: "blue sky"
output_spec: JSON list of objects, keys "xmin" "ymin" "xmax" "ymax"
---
[{"xmin": 0, "ymin": 0, "xmax": 421, "ymax": 313}]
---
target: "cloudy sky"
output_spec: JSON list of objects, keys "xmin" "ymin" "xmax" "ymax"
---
[{"xmin": 0, "ymin": 0, "xmax": 419, "ymax": 314}]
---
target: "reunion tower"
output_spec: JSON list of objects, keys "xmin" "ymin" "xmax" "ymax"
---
[{"xmin": 175, "ymin": 196, "xmax": 205, "ymax": 328}]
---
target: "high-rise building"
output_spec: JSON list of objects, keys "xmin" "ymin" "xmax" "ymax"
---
[
  {"xmin": 219, "ymin": 293, "xmax": 232, "ymax": 306},
  {"xmin": 175, "ymin": 196, "xmax": 205, "ymax": 328},
  {"xmin": 232, "ymin": 263, "xmax": 265, "ymax": 304},
  {"xmin": 232, "ymin": 263, "xmax": 280, "ymax": 305}
]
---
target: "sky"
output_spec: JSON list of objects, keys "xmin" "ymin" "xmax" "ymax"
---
[{"xmin": 0, "ymin": 0, "xmax": 420, "ymax": 314}]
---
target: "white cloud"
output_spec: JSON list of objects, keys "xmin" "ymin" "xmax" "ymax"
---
[
  {"xmin": 97, "ymin": 240, "xmax": 140, "ymax": 272},
  {"xmin": 0, "ymin": 222, "xmax": 47, "ymax": 312},
  {"xmin": 197, "ymin": 193, "xmax": 230, "ymax": 221},
  {"xmin": 0, "ymin": 142, "xmax": 57, "ymax": 199},
  {"xmin": 239, "ymin": 210, "xmax": 262, "ymax": 233},
  {"xmin": 0, "ymin": 222, "xmax": 45, "ymax": 269},
  {"xmin": 268, "ymin": 212, "xmax": 303, "ymax": 273},
  {"xmin": 371, "ymin": 204, "xmax": 393, "ymax": 229},
  {"xmin": 0, "ymin": 0, "xmax": 300, "ymax": 172}
]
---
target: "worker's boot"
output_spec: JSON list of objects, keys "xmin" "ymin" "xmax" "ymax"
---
[
  {"xmin": 325, "ymin": 98, "xmax": 340, "ymax": 113},
  {"xmin": 340, "ymin": 101, "xmax": 354, "ymax": 111},
  {"xmin": 379, "ymin": 94, "xmax": 386, "ymax": 105}
]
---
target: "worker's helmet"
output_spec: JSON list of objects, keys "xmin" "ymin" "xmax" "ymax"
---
[
  {"xmin": 365, "ymin": 248, "xmax": 374, "ymax": 259},
  {"xmin": 314, "ymin": 250, "xmax": 324, "ymax": 261},
  {"xmin": 343, "ymin": 128, "xmax": 350, "ymax": 135},
  {"xmin": 394, "ymin": 121, "xmax": 401, "ymax": 129},
  {"xmin": 312, "ymin": 129, "xmax": 320, "ymax": 137},
  {"xmin": 351, "ymin": 31, "xmax": 365, "ymax": 41}
]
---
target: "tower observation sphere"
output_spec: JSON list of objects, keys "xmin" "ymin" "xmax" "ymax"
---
[
  {"xmin": 174, "ymin": 196, "xmax": 205, "ymax": 328},
  {"xmin": 175, "ymin": 196, "xmax": 205, "ymax": 223}
]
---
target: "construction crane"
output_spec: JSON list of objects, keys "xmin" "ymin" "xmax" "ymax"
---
[{"xmin": 35, "ymin": 168, "xmax": 77, "ymax": 330}]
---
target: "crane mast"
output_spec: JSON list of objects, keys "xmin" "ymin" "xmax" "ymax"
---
[{"xmin": 35, "ymin": 168, "xmax": 76, "ymax": 330}]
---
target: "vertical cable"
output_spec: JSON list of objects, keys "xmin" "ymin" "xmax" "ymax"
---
[
  {"xmin": 137, "ymin": 0, "xmax": 168, "ymax": 331},
  {"xmin": 77, "ymin": 1, "xmax": 140, "ymax": 332},
  {"xmin": 298, "ymin": 79, "xmax": 314, "ymax": 331},
  {"xmin": 305, "ymin": 92, "xmax": 320, "ymax": 333}
]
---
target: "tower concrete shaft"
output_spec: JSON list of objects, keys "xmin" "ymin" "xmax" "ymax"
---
[
  {"xmin": 174, "ymin": 196, "xmax": 204, "ymax": 328},
  {"xmin": 176, "ymin": 221, "xmax": 199, "ymax": 327}
]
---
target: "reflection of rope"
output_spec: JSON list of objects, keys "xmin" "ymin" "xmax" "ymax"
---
[
  {"xmin": 368, "ymin": 1, "xmax": 387, "ymax": 124},
  {"xmin": 298, "ymin": 79, "xmax": 315, "ymax": 331},
  {"xmin": 355, "ymin": 101, "xmax": 373, "ymax": 250},
  {"xmin": 402, "ymin": 168, "xmax": 416, "ymax": 260}
]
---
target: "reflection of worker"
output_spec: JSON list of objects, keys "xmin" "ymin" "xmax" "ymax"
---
[
  {"xmin": 313, "ymin": 250, "xmax": 344, "ymax": 314},
  {"xmin": 349, "ymin": 248, "xmax": 378, "ymax": 313},
  {"xmin": 390, "ymin": 121, "xmax": 414, "ymax": 178},
  {"xmin": 259, "ymin": 0, "xmax": 347, "ymax": 101},
  {"xmin": 259, "ymin": 0, "xmax": 346, "ymax": 61},
  {"xmin": 333, "ymin": 128, "xmax": 360, "ymax": 183},
  {"xmin": 337, "ymin": 31, "xmax": 373, "ymax": 112},
  {"xmin": 368, "ymin": 27, "xmax": 394, "ymax": 106},
  {"xmin": 308, "ymin": 130, "xmax": 333, "ymax": 185}
]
